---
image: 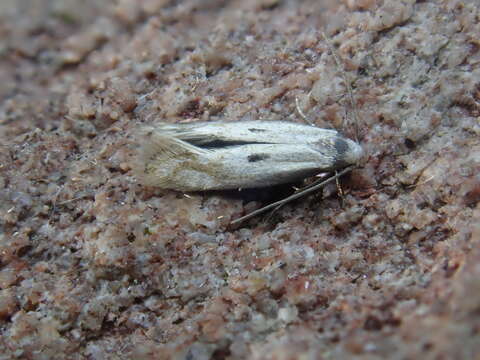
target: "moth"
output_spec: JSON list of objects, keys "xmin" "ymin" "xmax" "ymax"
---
[{"xmin": 135, "ymin": 121, "xmax": 363, "ymax": 191}]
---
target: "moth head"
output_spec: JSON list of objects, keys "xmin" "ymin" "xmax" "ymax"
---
[{"xmin": 334, "ymin": 136, "xmax": 364, "ymax": 166}]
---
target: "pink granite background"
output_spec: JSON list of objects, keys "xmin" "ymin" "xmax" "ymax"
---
[{"xmin": 0, "ymin": 0, "xmax": 479, "ymax": 359}]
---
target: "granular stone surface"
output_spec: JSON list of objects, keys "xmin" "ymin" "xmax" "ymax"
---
[{"xmin": 0, "ymin": 0, "xmax": 479, "ymax": 359}]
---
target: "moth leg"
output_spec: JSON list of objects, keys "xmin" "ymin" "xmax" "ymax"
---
[{"xmin": 230, "ymin": 166, "xmax": 354, "ymax": 225}]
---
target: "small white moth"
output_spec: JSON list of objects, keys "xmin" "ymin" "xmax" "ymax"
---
[{"xmin": 135, "ymin": 121, "xmax": 363, "ymax": 191}]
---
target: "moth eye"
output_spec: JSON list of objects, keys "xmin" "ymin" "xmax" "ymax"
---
[
  {"xmin": 247, "ymin": 153, "xmax": 270, "ymax": 162},
  {"xmin": 334, "ymin": 136, "xmax": 350, "ymax": 155}
]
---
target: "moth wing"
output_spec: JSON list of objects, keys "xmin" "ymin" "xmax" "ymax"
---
[
  {"xmin": 153, "ymin": 121, "xmax": 339, "ymax": 146},
  {"xmin": 139, "ymin": 126, "xmax": 208, "ymax": 155},
  {"xmin": 153, "ymin": 123, "xmax": 230, "ymax": 145},
  {"xmin": 134, "ymin": 127, "xmax": 210, "ymax": 187}
]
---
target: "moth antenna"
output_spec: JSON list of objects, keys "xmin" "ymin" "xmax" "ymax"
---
[
  {"xmin": 321, "ymin": 31, "xmax": 361, "ymax": 143},
  {"xmin": 230, "ymin": 166, "xmax": 354, "ymax": 225},
  {"xmin": 295, "ymin": 96, "xmax": 313, "ymax": 125}
]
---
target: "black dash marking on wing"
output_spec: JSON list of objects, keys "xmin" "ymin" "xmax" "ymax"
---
[
  {"xmin": 248, "ymin": 128, "xmax": 267, "ymax": 133},
  {"xmin": 247, "ymin": 153, "xmax": 270, "ymax": 162},
  {"xmin": 188, "ymin": 139, "xmax": 269, "ymax": 149}
]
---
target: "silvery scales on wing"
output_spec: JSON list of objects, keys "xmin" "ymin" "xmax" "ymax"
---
[{"xmin": 134, "ymin": 120, "xmax": 363, "ymax": 223}]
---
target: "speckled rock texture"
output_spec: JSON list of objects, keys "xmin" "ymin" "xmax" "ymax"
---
[{"xmin": 1, "ymin": 0, "xmax": 479, "ymax": 359}]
